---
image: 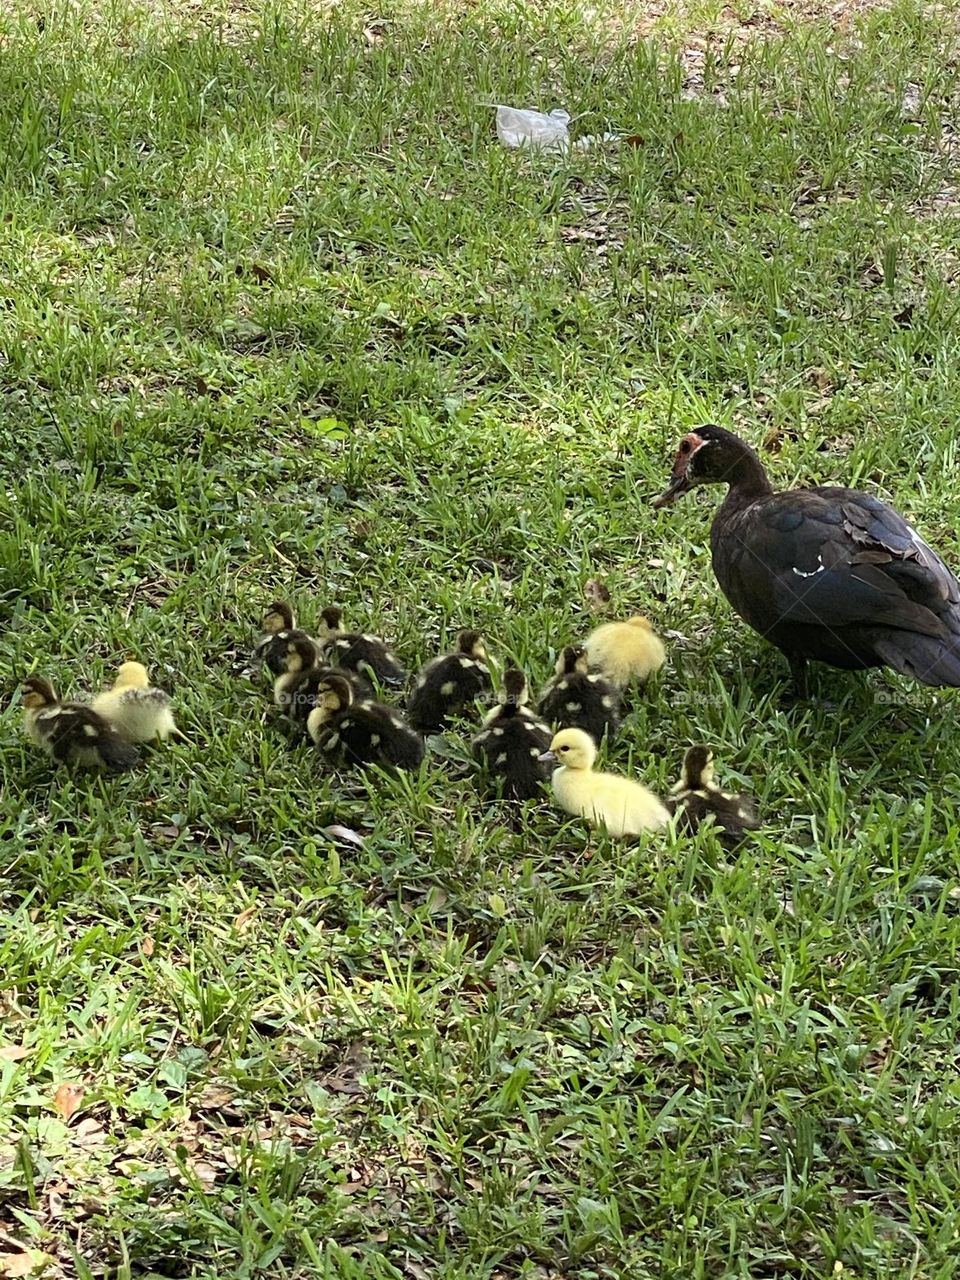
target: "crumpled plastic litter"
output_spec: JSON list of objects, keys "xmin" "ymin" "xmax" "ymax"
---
[
  {"xmin": 495, "ymin": 105, "xmax": 571, "ymax": 150},
  {"xmin": 494, "ymin": 104, "xmax": 623, "ymax": 152}
]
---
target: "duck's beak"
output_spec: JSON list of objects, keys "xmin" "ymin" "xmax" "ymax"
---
[
  {"xmin": 652, "ymin": 471, "xmax": 692, "ymax": 508},
  {"xmin": 538, "ymin": 750, "xmax": 557, "ymax": 764}
]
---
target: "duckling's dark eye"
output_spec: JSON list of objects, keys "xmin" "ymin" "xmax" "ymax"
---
[{"xmin": 560, "ymin": 745, "xmax": 569, "ymax": 753}]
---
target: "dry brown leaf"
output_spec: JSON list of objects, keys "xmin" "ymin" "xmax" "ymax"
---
[
  {"xmin": 52, "ymin": 1083, "xmax": 84, "ymax": 1123},
  {"xmin": 583, "ymin": 578, "xmax": 611, "ymax": 609},
  {"xmin": 233, "ymin": 906, "xmax": 257, "ymax": 934},
  {"xmin": 141, "ymin": 935, "xmax": 155, "ymax": 958},
  {"xmin": 72, "ymin": 1117, "xmax": 106, "ymax": 1148},
  {"xmin": 186, "ymin": 1158, "xmax": 219, "ymax": 1189},
  {"xmin": 196, "ymin": 1084, "xmax": 237, "ymax": 1111},
  {"xmin": 0, "ymin": 1251, "xmax": 40, "ymax": 1278},
  {"xmin": 0, "ymin": 1046, "xmax": 28, "ymax": 1062}
]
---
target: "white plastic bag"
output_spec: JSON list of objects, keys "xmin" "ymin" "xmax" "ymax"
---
[{"xmin": 495, "ymin": 105, "xmax": 571, "ymax": 151}]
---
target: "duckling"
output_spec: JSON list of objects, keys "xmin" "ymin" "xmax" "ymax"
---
[
  {"xmin": 269, "ymin": 634, "xmax": 373, "ymax": 719},
  {"xmin": 582, "ymin": 615, "xmax": 666, "ymax": 689},
  {"xmin": 540, "ymin": 727, "xmax": 669, "ymax": 837},
  {"xmin": 316, "ymin": 606, "xmax": 407, "ymax": 690},
  {"xmin": 270, "ymin": 635, "xmax": 324, "ymax": 711},
  {"xmin": 307, "ymin": 674, "xmax": 424, "ymax": 771},
  {"xmin": 21, "ymin": 676, "xmax": 140, "ymax": 771},
  {"xmin": 407, "ymin": 630, "xmax": 493, "ymax": 734},
  {"xmin": 667, "ymin": 745, "xmax": 760, "ymax": 844},
  {"xmin": 253, "ymin": 601, "xmax": 316, "ymax": 677},
  {"xmin": 537, "ymin": 645, "xmax": 622, "ymax": 745},
  {"xmin": 91, "ymin": 662, "xmax": 185, "ymax": 743},
  {"xmin": 472, "ymin": 667, "xmax": 552, "ymax": 800}
]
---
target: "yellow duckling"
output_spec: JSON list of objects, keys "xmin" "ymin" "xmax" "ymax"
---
[
  {"xmin": 540, "ymin": 727, "xmax": 669, "ymax": 837},
  {"xmin": 92, "ymin": 662, "xmax": 185, "ymax": 743},
  {"xmin": 582, "ymin": 615, "xmax": 666, "ymax": 688},
  {"xmin": 22, "ymin": 676, "xmax": 140, "ymax": 771}
]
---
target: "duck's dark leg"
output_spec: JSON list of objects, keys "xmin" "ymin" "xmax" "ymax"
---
[{"xmin": 787, "ymin": 654, "xmax": 810, "ymax": 700}]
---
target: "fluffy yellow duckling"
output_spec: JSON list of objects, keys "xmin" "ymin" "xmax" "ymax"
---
[
  {"xmin": 582, "ymin": 615, "xmax": 666, "ymax": 688},
  {"xmin": 540, "ymin": 727, "xmax": 669, "ymax": 837},
  {"xmin": 22, "ymin": 676, "xmax": 140, "ymax": 771},
  {"xmin": 92, "ymin": 662, "xmax": 184, "ymax": 743}
]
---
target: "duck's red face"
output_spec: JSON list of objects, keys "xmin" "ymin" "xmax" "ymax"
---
[{"xmin": 652, "ymin": 431, "xmax": 709, "ymax": 508}]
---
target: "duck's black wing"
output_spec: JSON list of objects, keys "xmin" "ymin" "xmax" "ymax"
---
[{"xmin": 718, "ymin": 487, "xmax": 960, "ymax": 684}]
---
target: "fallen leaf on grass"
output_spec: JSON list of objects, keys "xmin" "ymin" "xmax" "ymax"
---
[
  {"xmin": 179, "ymin": 1157, "xmax": 219, "ymax": 1189},
  {"xmin": 141, "ymin": 935, "xmax": 155, "ymax": 958},
  {"xmin": 583, "ymin": 578, "xmax": 610, "ymax": 608},
  {"xmin": 321, "ymin": 824, "xmax": 365, "ymax": 848},
  {"xmin": 196, "ymin": 1083, "xmax": 237, "ymax": 1109},
  {"xmin": 72, "ymin": 1118, "xmax": 106, "ymax": 1148},
  {"xmin": 52, "ymin": 1083, "xmax": 84, "ymax": 1122},
  {"xmin": 0, "ymin": 1046, "xmax": 29, "ymax": 1062},
  {"xmin": 0, "ymin": 1252, "xmax": 35, "ymax": 1278},
  {"xmin": 233, "ymin": 906, "xmax": 257, "ymax": 934},
  {"xmin": 0, "ymin": 1248, "xmax": 52, "ymax": 1279}
]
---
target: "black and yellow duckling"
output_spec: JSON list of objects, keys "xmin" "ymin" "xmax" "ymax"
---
[
  {"xmin": 471, "ymin": 667, "xmax": 552, "ymax": 800},
  {"xmin": 91, "ymin": 662, "xmax": 185, "ymax": 743},
  {"xmin": 667, "ymin": 746, "xmax": 760, "ymax": 844},
  {"xmin": 316, "ymin": 607, "xmax": 407, "ymax": 690},
  {"xmin": 582, "ymin": 615, "xmax": 666, "ymax": 689},
  {"xmin": 253, "ymin": 601, "xmax": 316, "ymax": 677},
  {"xmin": 271, "ymin": 635, "xmax": 323, "ymax": 711},
  {"xmin": 306, "ymin": 674, "xmax": 425, "ymax": 771},
  {"xmin": 537, "ymin": 644, "xmax": 623, "ymax": 745},
  {"xmin": 407, "ymin": 630, "xmax": 493, "ymax": 734},
  {"xmin": 21, "ymin": 676, "xmax": 140, "ymax": 771},
  {"xmin": 270, "ymin": 634, "xmax": 373, "ymax": 721}
]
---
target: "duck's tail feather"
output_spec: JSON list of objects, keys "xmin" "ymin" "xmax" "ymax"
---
[{"xmin": 874, "ymin": 634, "xmax": 960, "ymax": 687}]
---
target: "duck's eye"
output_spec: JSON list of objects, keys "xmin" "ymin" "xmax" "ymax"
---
[{"xmin": 559, "ymin": 745, "xmax": 569, "ymax": 753}]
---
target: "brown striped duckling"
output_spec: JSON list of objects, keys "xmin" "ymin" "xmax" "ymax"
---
[
  {"xmin": 269, "ymin": 633, "xmax": 373, "ymax": 721},
  {"xmin": 21, "ymin": 676, "xmax": 140, "ymax": 771},
  {"xmin": 537, "ymin": 644, "xmax": 622, "ymax": 745},
  {"xmin": 667, "ymin": 746, "xmax": 760, "ymax": 845},
  {"xmin": 307, "ymin": 674, "xmax": 424, "ymax": 771},
  {"xmin": 407, "ymin": 630, "xmax": 493, "ymax": 734},
  {"xmin": 316, "ymin": 606, "xmax": 407, "ymax": 690},
  {"xmin": 471, "ymin": 667, "xmax": 552, "ymax": 800},
  {"xmin": 253, "ymin": 601, "xmax": 316, "ymax": 677}
]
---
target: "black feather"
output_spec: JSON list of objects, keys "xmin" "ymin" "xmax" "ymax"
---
[
  {"xmin": 408, "ymin": 648, "xmax": 492, "ymax": 733},
  {"xmin": 322, "ymin": 635, "xmax": 407, "ymax": 689},
  {"xmin": 315, "ymin": 699, "xmax": 424, "ymax": 771},
  {"xmin": 537, "ymin": 659, "xmax": 622, "ymax": 746}
]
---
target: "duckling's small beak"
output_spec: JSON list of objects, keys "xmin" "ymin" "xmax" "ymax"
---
[
  {"xmin": 652, "ymin": 472, "xmax": 692, "ymax": 508},
  {"xmin": 538, "ymin": 750, "xmax": 557, "ymax": 764}
]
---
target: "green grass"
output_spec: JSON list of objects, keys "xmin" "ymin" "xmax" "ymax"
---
[{"xmin": 2, "ymin": 0, "xmax": 960, "ymax": 1275}]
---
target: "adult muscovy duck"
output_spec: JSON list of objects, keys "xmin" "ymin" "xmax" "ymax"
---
[{"xmin": 652, "ymin": 425, "xmax": 960, "ymax": 690}]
